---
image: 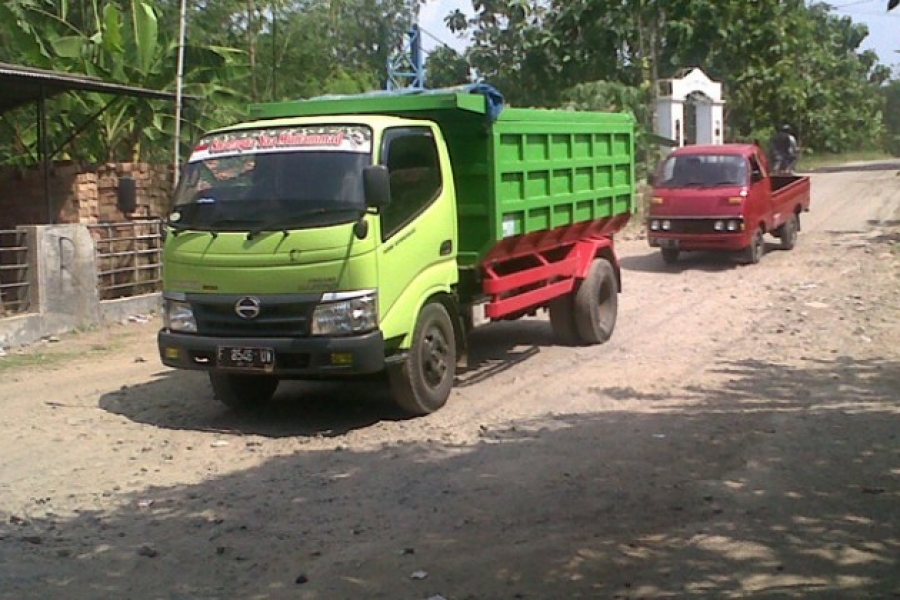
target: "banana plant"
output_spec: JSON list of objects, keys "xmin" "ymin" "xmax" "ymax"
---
[{"xmin": 0, "ymin": 0, "xmax": 245, "ymax": 164}]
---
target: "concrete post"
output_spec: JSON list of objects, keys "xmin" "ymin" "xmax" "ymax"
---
[{"xmin": 32, "ymin": 224, "xmax": 100, "ymax": 331}]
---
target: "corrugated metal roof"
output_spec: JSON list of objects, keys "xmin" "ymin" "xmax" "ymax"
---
[{"xmin": 0, "ymin": 61, "xmax": 178, "ymax": 113}]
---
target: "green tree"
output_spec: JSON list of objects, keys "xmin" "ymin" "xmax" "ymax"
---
[
  {"xmin": 424, "ymin": 46, "xmax": 470, "ymax": 88},
  {"xmin": 883, "ymin": 80, "xmax": 900, "ymax": 156},
  {"xmin": 451, "ymin": 0, "xmax": 890, "ymax": 154},
  {"xmin": 0, "ymin": 0, "xmax": 242, "ymax": 164},
  {"xmin": 446, "ymin": 1, "xmax": 560, "ymax": 106}
]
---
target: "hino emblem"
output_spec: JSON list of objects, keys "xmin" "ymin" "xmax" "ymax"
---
[{"xmin": 234, "ymin": 296, "xmax": 262, "ymax": 320}]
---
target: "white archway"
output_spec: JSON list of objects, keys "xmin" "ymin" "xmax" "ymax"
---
[{"xmin": 656, "ymin": 68, "xmax": 724, "ymax": 149}]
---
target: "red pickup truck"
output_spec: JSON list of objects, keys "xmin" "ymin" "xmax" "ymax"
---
[{"xmin": 647, "ymin": 143, "xmax": 811, "ymax": 264}]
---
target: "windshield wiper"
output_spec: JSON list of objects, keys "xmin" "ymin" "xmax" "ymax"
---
[
  {"xmin": 245, "ymin": 207, "xmax": 331, "ymax": 240},
  {"xmin": 167, "ymin": 220, "xmax": 219, "ymax": 238}
]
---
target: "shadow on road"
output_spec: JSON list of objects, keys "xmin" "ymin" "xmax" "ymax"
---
[
  {"xmin": 456, "ymin": 319, "xmax": 555, "ymax": 387},
  {"xmin": 99, "ymin": 369, "xmax": 409, "ymax": 438},
  {"xmin": 101, "ymin": 321, "xmax": 559, "ymax": 434},
  {"xmin": 620, "ymin": 248, "xmax": 746, "ymax": 274},
  {"xmin": 7, "ymin": 354, "xmax": 900, "ymax": 598}
]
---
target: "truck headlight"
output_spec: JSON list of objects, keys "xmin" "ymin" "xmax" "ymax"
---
[
  {"xmin": 164, "ymin": 299, "xmax": 197, "ymax": 332},
  {"xmin": 650, "ymin": 220, "xmax": 660, "ymax": 231},
  {"xmin": 311, "ymin": 293, "xmax": 378, "ymax": 336},
  {"xmin": 714, "ymin": 220, "xmax": 725, "ymax": 231},
  {"xmin": 727, "ymin": 220, "xmax": 740, "ymax": 232},
  {"xmin": 661, "ymin": 220, "xmax": 672, "ymax": 231}
]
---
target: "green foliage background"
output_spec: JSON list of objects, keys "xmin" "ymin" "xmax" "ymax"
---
[{"xmin": 0, "ymin": 0, "xmax": 897, "ymax": 168}]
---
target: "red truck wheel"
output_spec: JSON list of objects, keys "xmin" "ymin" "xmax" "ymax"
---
[
  {"xmin": 661, "ymin": 248, "xmax": 680, "ymax": 264},
  {"xmin": 779, "ymin": 215, "xmax": 799, "ymax": 250},
  {"xmin": 209, "ymin": 372, "xmax": 279, "ymax": 411},
  {"xmin": 389, "ymin": 302, "xmax": 456, "ymax": 415},
  {"xmin": 574, "ymin": 258, "xmax": 618, "ymax": 344},
  {"xmin": 744, "ymin": 228, "xmax": 766, "ymax": 264}
]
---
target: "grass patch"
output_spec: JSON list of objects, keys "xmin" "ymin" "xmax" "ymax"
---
[
  {"xmin": 0, "ymin": 351, "xmax": 78, "ymax": 372},
  {"xmin": 0, "ymin": 332, "xmax": 130, "ymax": 374},
  {"xmin": 799, "ymin": 151, "xmax": 896, "ymax": 171}
]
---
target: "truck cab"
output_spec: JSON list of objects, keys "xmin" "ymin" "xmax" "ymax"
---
[{"xmin": 160, "ymin": 116, "xmax": 460, "ymax": 410}]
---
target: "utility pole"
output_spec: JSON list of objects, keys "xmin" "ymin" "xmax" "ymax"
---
[
  {"xmin": 173, "ymin": 0, "xmax": 188, "ymax": 185},
  {"xmin": 386, "ymin": 0, "xmax": 425, "ymax": 90}
]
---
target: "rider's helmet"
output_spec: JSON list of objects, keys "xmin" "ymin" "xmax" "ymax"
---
[{"xmin": 781, "ymin": 124, "xmax": 792, "ymax": 133}]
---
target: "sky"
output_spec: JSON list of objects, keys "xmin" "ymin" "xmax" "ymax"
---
[
  {"xmin": 418, "ymin": 0, "xmax": 471, "ymax": 53},
  {"xmin": 831, "ymin": 0, "xmax": 900, "ymax": 72},
  {"xmin": 417, "ymin": 0, "xmax": 900, "ymax": 73}
]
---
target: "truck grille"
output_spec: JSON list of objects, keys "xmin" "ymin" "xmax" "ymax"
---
[
  {"xmin": 192, "ymin": 296, "xmax": 313, "ymax": 337},
  {"xmin": 660, "ymin": 219, "xmax": 741, "ymax": 234},
  {"xmin": 669, "ymin": 219, "xmax": 716, "ymax": 234}
]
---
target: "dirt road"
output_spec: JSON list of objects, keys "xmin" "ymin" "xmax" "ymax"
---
[{"xmin": 1, "ymin": 164, "xmax": 899, "ymax": 599}]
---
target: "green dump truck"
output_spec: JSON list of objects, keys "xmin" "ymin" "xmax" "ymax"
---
[{"xmin": 158, "ymin": 87, "xmax": 635, "ymax": 415}]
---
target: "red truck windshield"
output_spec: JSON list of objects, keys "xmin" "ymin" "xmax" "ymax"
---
[{"xmin": 656, "ymin": 154, "xmax": 747, "ymax": 188}]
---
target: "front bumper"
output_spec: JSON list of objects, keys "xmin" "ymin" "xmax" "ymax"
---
[
  {"xmin": 157, "ymin": 329, "xmax": 385, "ymax": 377},
  {"xmin": 648, "ymin": 232, "xmax": 751, "ymax": 252}
]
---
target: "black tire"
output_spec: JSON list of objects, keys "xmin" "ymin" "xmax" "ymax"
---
[
  {"xmin": 209, "ymin": 372, "xmax": 278, "ymax": 410},
  {"xmin": 661, "ymin": 247, "xmax": 680, "ymax": 264},
  {"xmin": 779, "ymin": 214, "xmax": 798, "ymax": 250},
  {"xmin": 743, "ymin": 227, "xmax": 765, "ymax": 264},
  {"xmin": 548, "ymin": 295, "xmax": 580, "ymax": 345},
  {"xmin": 388, "ymin": 302, "xmax": 456, "ymax": 416},
  {"xmin": 573, "ymin": 258, "xmax": 618, "ymax": 344}
]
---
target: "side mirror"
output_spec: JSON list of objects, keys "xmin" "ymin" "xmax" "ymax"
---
[
  {"xmin": 751, "ymin": 169, "xmax": 764, "ymax": 183},
  {"xmin": 117, "ymin": 175, "xmax": 137, "ymax": 213},
  {"xmin": 363, "ymin": 164, "xmax": 391, "ymax": 209}
]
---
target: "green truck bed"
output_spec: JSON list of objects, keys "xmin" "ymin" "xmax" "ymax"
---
[{"xmin": 249, "ymin": 89, "xmax": 636, "ymax": 267}]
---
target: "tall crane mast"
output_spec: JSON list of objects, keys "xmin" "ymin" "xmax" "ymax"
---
[{"xmin": 386, "ymin": 0, "xmax": 425, "ymax": 90}]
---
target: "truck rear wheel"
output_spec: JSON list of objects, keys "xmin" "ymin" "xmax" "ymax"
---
[
  {"xmin": 548, "ymin": 296, "xmax": 580, "ymax": 345},
  {"xmin": 778, "ymin": 214, "xmax": 798, "ymax": 250},
  {"xmin": 389, "ymin": 302, "xmax": 456, "ymax": 416},
  {"xmin": 209, "ymin": 372, "xmax": 278, "ymax": 411},
  {"xmin": 573, "ymin": 258, "xmax": 618, "ymax": 344}
]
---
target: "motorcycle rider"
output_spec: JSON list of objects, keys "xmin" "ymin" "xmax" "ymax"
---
[{"xmin": 771, "ymin": 124, "xmax": 799, "ymax": 174}]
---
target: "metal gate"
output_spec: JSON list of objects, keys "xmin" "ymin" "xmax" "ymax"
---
[
  {"xmin": 0, "ymin": 229, "xmax": 31, "ymax": 316},
  {"xmin": 88, "ymin": 220, "xmax": 163, "ymax": 300}
]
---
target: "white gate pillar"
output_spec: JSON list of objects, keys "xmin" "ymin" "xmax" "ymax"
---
[{"xmin": 656, "ymin": 68, "xmax": 724, "ymax": 150}]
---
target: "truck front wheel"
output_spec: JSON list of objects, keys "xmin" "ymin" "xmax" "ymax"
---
[
  {"xmin": 574, "ymin": 258, "xmax": 618, "ymax": 344},
  {"xmin": 661, "ymin": 247, "xmax": 680, "ymax": 264},
  {"xmin": 209, "ymin": 372, "xmax": 278, "ymax": 411},
  {"xmin": 389, "ymin": 302, "xmax": 457, "ymax": 416},
  {"xmin": 743, "ymin": 228, "xmax": 766, "ymax": 264}
]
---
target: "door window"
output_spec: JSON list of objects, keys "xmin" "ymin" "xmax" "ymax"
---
[{"xmin": 380, "ymin": 128, "xmax": 443, "ymax": 240}]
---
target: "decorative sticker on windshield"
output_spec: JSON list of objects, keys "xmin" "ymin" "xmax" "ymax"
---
[{"xmin": 188, "ymin": 126, "xmax": 372, "ymax": 162}]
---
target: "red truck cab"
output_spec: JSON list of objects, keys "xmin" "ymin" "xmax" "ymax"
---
[{"xmin": 647, "ymin": 143, "xmax": 811, "ymax": 264}]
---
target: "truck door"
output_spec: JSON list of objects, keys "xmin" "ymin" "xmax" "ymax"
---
[
  {"xmin": 376, "ymin": 127, "xmax": 457, "ymax": 330},
  {"xmin": 746, "ymin": 151, "xmax": 771, "ymax": 231}
]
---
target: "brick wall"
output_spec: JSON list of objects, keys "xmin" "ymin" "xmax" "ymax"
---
[{"xmin": 0, "ymin": 162, "xmax": 174, "ymax": 230}]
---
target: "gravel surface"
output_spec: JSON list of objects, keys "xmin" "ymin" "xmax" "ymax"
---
[{"xmin": 1, "ymin": 163, "xmax": 899, "ymax": 599}]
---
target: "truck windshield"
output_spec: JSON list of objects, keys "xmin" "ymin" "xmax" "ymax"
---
[
  {"xmin": 656, "ymin": 154, "xmax": 747, "ymax": 188},
  {"xmin": 170, "ymin": 125, "xmax": 372, "ymax": 232}
]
